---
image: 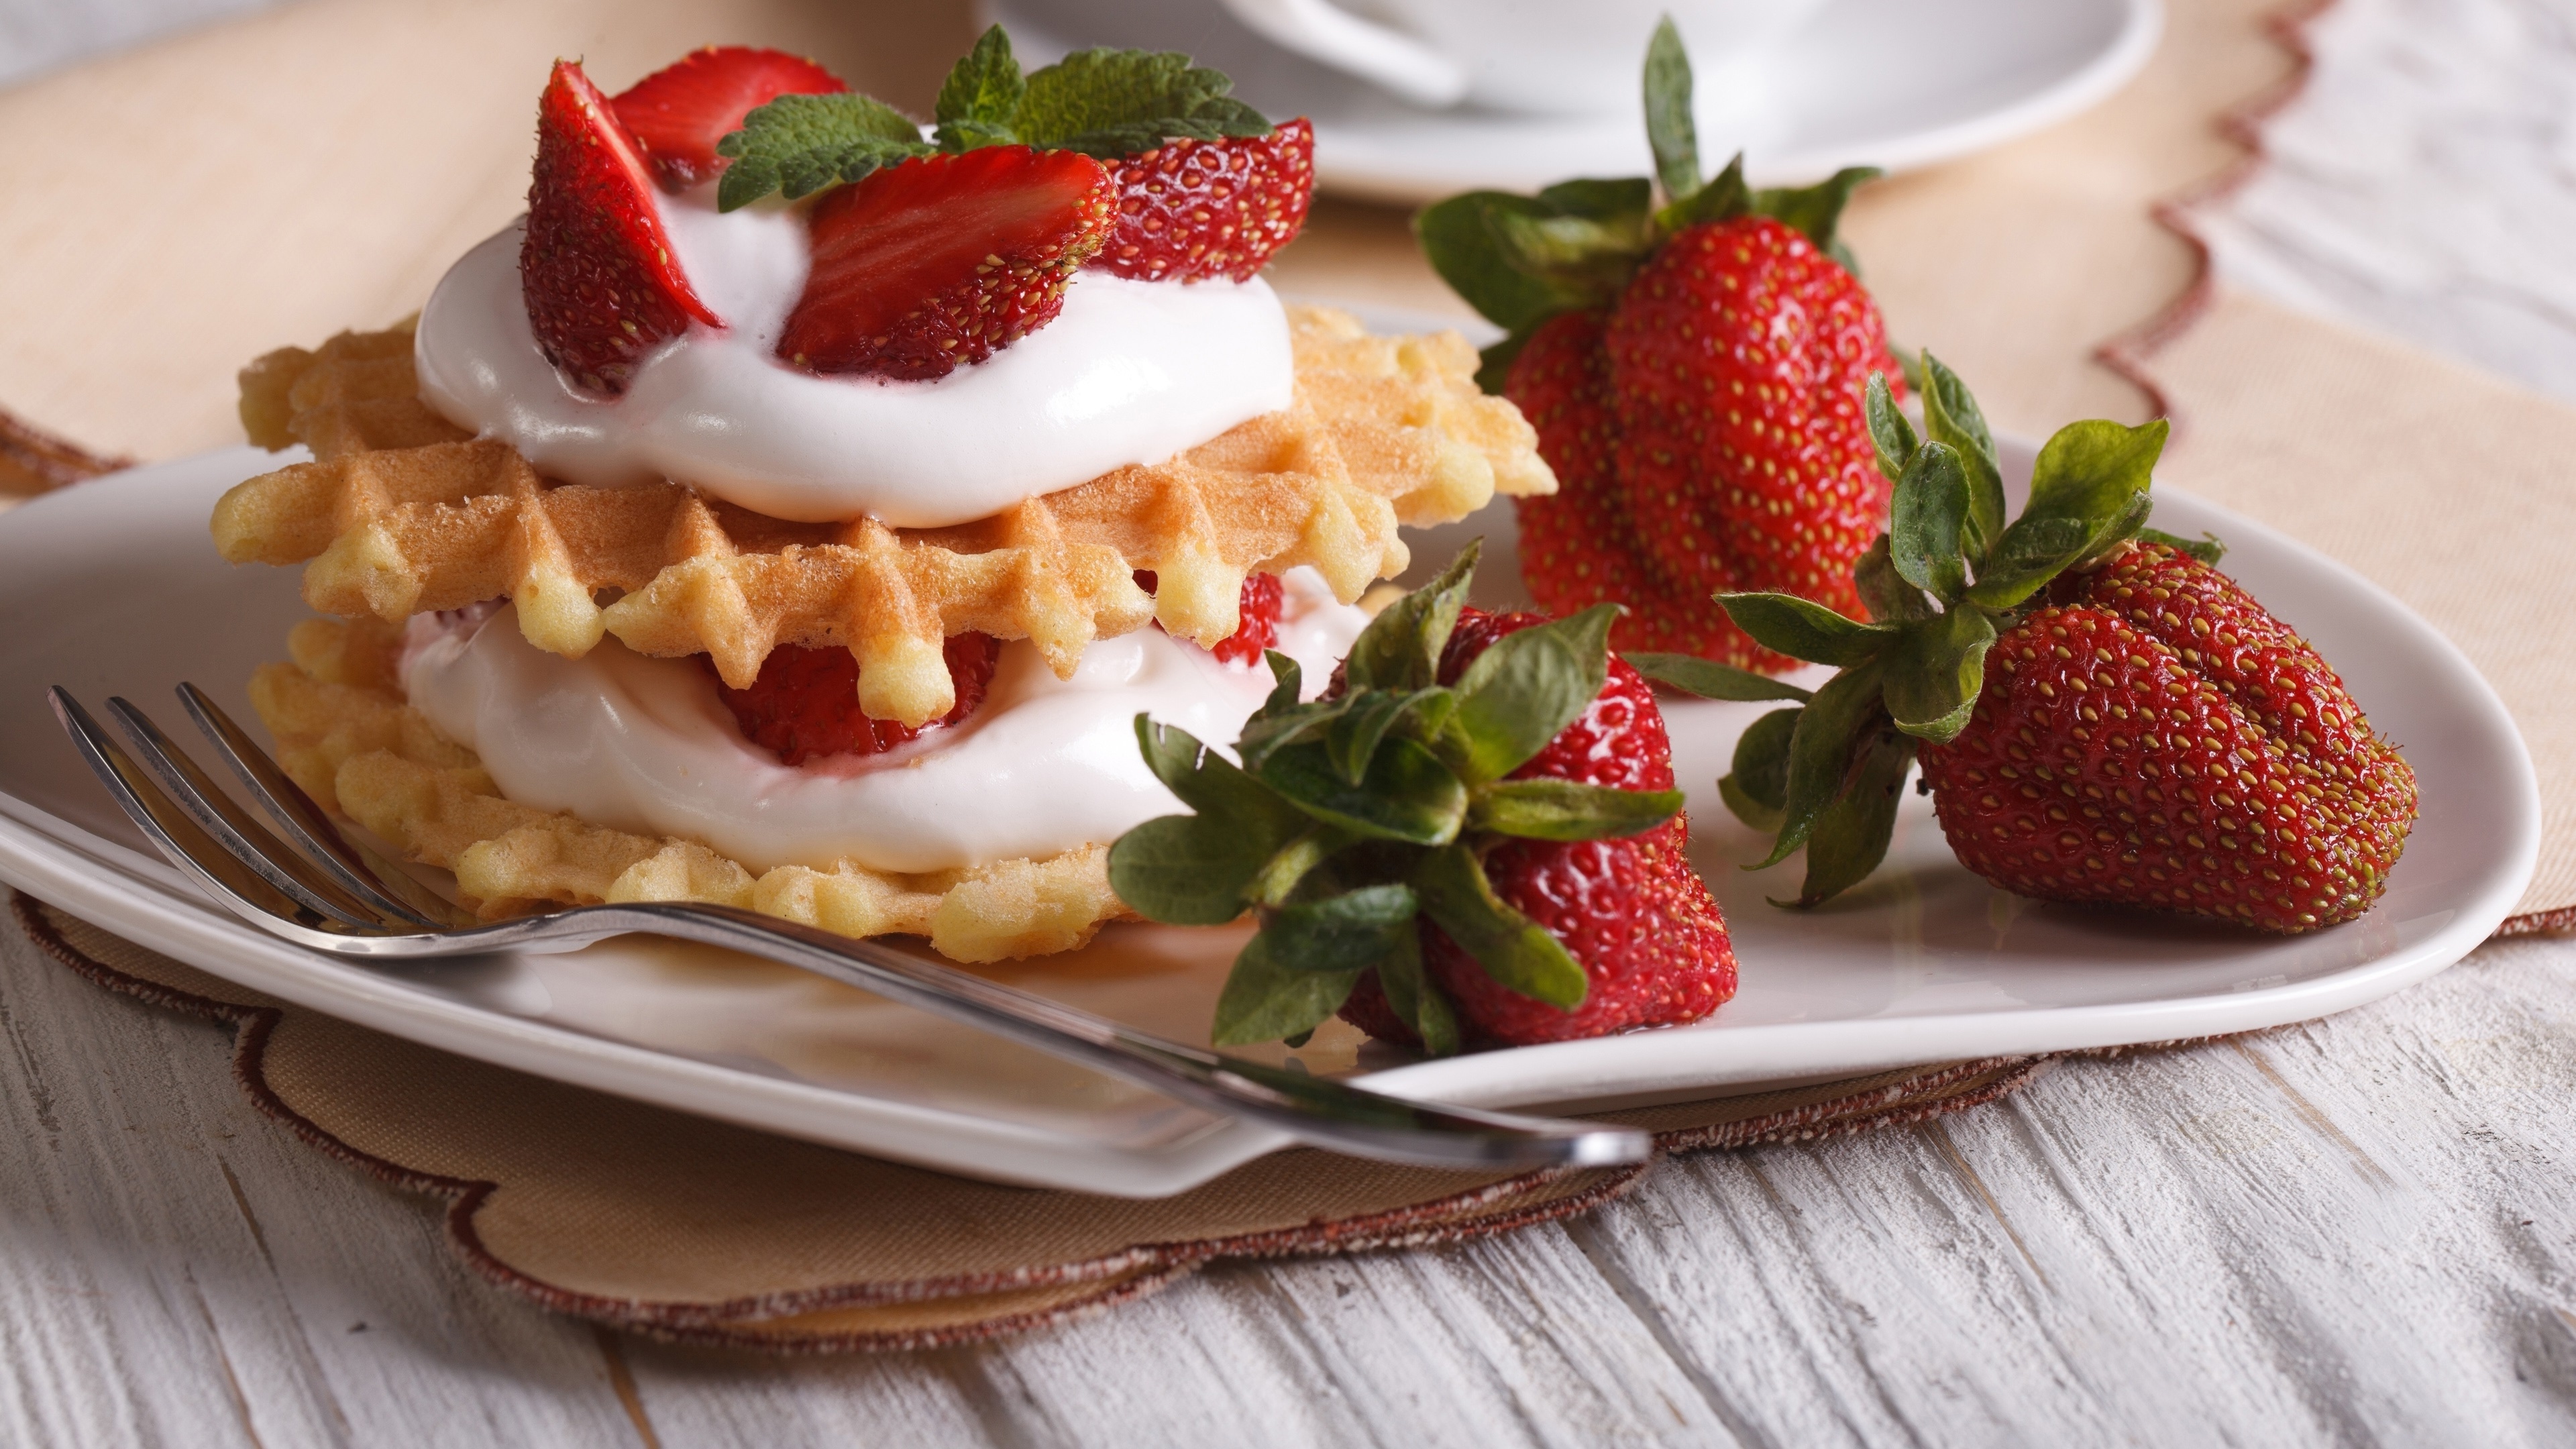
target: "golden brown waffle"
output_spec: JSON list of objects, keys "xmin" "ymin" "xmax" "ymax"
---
[
  {"xmin": 215, "ymin": 307, "xmax": 1553, "ymax": 726},
  {"xmin": 252, "ymin": 618, "xmax": 1130, "ymax": 963}
]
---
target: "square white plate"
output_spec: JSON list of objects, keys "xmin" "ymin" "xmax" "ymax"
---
[{"xmin": 0, "ymin": 440, "xmax": 2535, "ymax": 1195}]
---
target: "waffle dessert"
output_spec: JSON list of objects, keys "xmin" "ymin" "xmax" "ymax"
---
[{"xmin": 213, "ymin": 40, "xmax": 1550, "ymax": 961}]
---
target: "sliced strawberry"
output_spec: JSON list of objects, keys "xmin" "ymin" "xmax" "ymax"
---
[
  {"xmin": 710, "ymin": 635, "xmax": 1000, "ymax": 765},
  {"xmin": 1091, "ymin": 118, "xmax": 1315, "ymax": 283},
  {"xmin": 612, "ymin": 46, "xmax": 847, "ymax": 191},
  {"xmin": 1133, "ymin": 570, "xmax": 1284, "ymax": 665},
  {"xmin": 521, "ymin": 60, "xmax": 722, "ymax": 396},
  {"xmin": 777, "ymin": 146, "xmax": 1114, "ymax": 380}
]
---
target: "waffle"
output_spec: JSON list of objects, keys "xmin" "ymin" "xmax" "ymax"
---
[
  {"xmin": 215, "ymin": 307, "xmax": 1553, "ymax": 726},
  {"xmin": 251, "ymin": 617, "xmax": 1130, "ymax": 963}
]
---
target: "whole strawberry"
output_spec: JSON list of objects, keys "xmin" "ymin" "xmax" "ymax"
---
[
  {"xmin": 1421, "ymin": 19, "xmax": 1896, "ymax": 672},
  {"xmin": 1338, "ymin": 609, "xmax": 1735, "ymax": 1048},
  {"xmin": 1108, "ymin": 543, "xmax": 1735, "ymax": 1055},
  {"xmin": 1917, "ymin": 545, "xmax": 2416, "ymax": 931},
  {"xmin": 521, "ymin": 60, "xmax": 722, "ymax": 396},
  {"xmin": 1641, "ymin": 359, "xmax": 2419, "ymax": 932}
]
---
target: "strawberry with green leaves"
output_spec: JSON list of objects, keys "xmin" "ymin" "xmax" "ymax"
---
[
  {"xmin": 1416, "ymin": 21, "xmax": 1900, "ymax": 669},
  {"xmin": 1108, "ymin": 543, "xmax": 1735, "ymax": 1055},
  {"xmin": 1640, "ymin": 359, "xmax": 2418, "ymax": 932}
]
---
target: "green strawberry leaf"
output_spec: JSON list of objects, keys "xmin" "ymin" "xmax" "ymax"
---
[
  {"xmin": 1344, "ymin": 540, "xmax": 1479, "ymax": 692},
  {"xmin": 1476, "ymin": 327, "xmax": 1538, "ymax": 395},
  {"xmin": 1413, "ymin": 844, "xmax": 1589, "ymax": 1009},
  {"xmin": 1260, "ymin": 883, "xmax": 1421, "ymax": 973},
  {"xmin": 1011, "ymin": 46, "xmax": 1270, "ymax": 157},
  {"xmin": 1717, "ymin": 593, "xmax": 1895, "ymax": 667},
  {"xmin": 1756, "ymin": 657, "xmax": 1888, "ymax": 868},
  {"xmin": 714, "ymin": 93, "xmax": 936, "ymax": 210},
  {"xmin": 932, "ymin": 23, "xmax": 1026, "ymax": 148},
  {"xmin": 1108, "ymin": 814, "xmax": 1266, "ymax": 924},
  {"xmin": 1260, "ymin": 738, "xmax": 1467, "ymax": 844},
  {"xmin": 1918, "ymin": 352, "xmax": 2003, "ymax": 558},
  {"xmin": 1782, "ymin": 729, "xmax": 1916, "ymax": 908},
  {"xmin": 1371, "ymin": 926, "xmax": 1458, "ymax": 1057},
  {"xmin": 1719, "ymin": 705, "xmax": 1802, "ymax": 831},
  {"xmin": 2022, "ymin": 417, "xmax": 2167, "ymax": 541},
  {"xmin": 1882, "ymin": 606, "xmax": 1996, "ymax": 743},
  {"xmin": 1627, "ymin": 652, "xmax": 1813, "ymax": 702},
  {"xmin": 1889, "ymin": 440, "xmax": 1972, "ymax": 604},
  {"xmin": 2140, "ymin": 526, "xmax": 2227, "ymax": 564},
  {"xmin": 1210, "ymin": 930, "xmax": 1360, "ymax": 1046},
  {"xmin": 1415, "ymin": 194, "xmax": 1600, "ymax": 333},
  {"xmin": 1853, "ymin": 534, "xmax": 1933, "ymax": 623},
  {"xmin": 1484, "ymin": 209, "xmax": 1654, "ymax": 307},
  {"xmin": 1865, "ymin": 372, "xmax": 1917, "ymax": 483},
  {"xmin": 1537, "ymin": 176, "xmax": 1656, "ymax": 221},
  {"xmin": 1446, "ymin": 602, "xmax": 1617, "ymax": 784},
  {"xmin": 1261, "ymin": 649, "xmax": 1303, "ymax": 716},
  {"xmin": 1237, "ymin": 696, "xmax": 1350, "ymax": 773},
  {"xmin": 1658, "ymin": 151, "xmax": 1748, "ymax": 231},
  {"xmin": 1752, "ymin": 166, "xmax": 1880, "ymax": 274},
  {"xmin": 1324, "ymin": 687, "xmax": 1449, "ymax": 785},
  {"xmin": 1469, "ymin": 780, "xmax": 1684, "ymax": 841},
  {"xmin": 1642, "ymin": 16, "xmax": 1699, "ymax": 202},
  {"xmin": 1136, "ymin": 717, "xmax": 1293, "ymax": 824}
]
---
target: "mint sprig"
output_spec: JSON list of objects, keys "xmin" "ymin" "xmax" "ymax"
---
[
  {"xmin": 1106, "ymin": 541, "xmax": 1686, "ymax": 1055},
  {"xmin": 1633, "ymin": 356, "xmax": 2208, "ymax": 909},
  {"xmin": 713, "ymin": 25, "xmax": 1273, "ymax": 211},
  {"xmin": 1414, "ymin": 16, "xmax": 1882, "ymax": 390}
]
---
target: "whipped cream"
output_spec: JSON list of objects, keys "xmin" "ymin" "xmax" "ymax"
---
[
  {"xmin": 400, "ymin": 568, "xmax": 1366, "ymax": 875},
  {"xmin": 412, "ymin": 193, "xmax": 1297, "ymax": 528}
]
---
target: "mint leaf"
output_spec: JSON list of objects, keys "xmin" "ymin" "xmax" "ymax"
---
[
  {"xmin": 934, "ymin": 23, "xmax": 1025, "ymax": 150},
  {"xmin": 1444, "ymin": 603, "xmax": 1617, "ymax": 784},
  {"xmin": 1260, "ymin": 737, "xmax": 1466, "ymax": 845},
  {"xmin": 1717, "ymin": 592, "xmax": 1894, "ymax": 666},
  {"xmin": 1210, "ymin": 931, "xmax": 1360, "ymax": 1046},
  {"xmin": 1469, "ymin": 780, "xmax": 1684, "ymax": 841},
  {"xmin": 1011, "ymin": 46, "xmax": 1269, "ymax": 158},
  {"xmin": 1642, "ymin": 16, "xmax": 1699, "ymax": 202},
  {"xmin": 714, "ymin": 92, "xmax": 934, "ymax": 211},
  {"xmin": 1413, "ymin": 845, "xmax": 1587, "ymax": 1009},
  {"xmin": 1261, "ymin": 885, "xmax": 1419, "ymax": 973},
  {"xmin": 1888, "ymin": 441, "xmax": 1972, "ymax": 604},
  {"xmin": 1720, "ymin": 706, "xmax": 1802, "ymax": 831},
  {"xmin": 1345, "ymin": 539, "xmax": 1478, "ymax": 692},
  {"xmin": 1627, "ymin": 652, "xmax": 1813, "ymax": 702}
]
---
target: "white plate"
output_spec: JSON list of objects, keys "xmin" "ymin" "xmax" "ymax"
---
[
  {"xmin": 0, "ymin": 442, "xmax": 2534, "ymax": 1196},
  {"xmin": 993, "ymin": 0, "xmax": 2162, "ymax": 202}
]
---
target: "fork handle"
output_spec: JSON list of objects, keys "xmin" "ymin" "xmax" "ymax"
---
[{"xmin": 574, "ymin": 902, "xmax": 1651, "ymax": 1172}]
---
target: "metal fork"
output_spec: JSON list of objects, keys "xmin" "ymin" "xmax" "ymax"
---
[{"xmin": 46, "ymin": 685, "xmax": 1651, "ymax": 1171}]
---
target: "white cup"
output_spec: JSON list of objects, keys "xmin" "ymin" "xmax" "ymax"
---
[{"xmin": 1212, "ymin": 0, "xmax": 1829, "ymax": 114}]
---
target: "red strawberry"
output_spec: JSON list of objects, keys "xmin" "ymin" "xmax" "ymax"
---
[
  {"xmin": 712, "ymin": 635, "xmax": 1000, "ymax": 765},
  {"xmin": 1603, "ymin": 215, "xmax": 1901, "ymax": 623},
  {"xmin": 1917, "ymin": 543, "xmax": 2417, "ymax": 932},
  {"xmin": 1091, "ymin": 118, "xmax": 1316, "ymax": 282},
  {"xmin": 1337, "ymin": 608, "xmax": 1737, "ymax": 1048},
  {"xmin": 520, "ymin": 60, "xmax": 722, "ymax": 396},
  {"xmin": 611, "ymin": 46, "xmax": 847, "ymax": 190},
  {"xmin": 777, "ymin": 146, "xmax": 1114, "ymax": 380},
  {"xmin": 1133, "ymin": 570, "xmax": 1283, "ymax": 665},
  {"xmin": 1505, "ymin": 311, "xmax": 1784, "ymax": 667}
]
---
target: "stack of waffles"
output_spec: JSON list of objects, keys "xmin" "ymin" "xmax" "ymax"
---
[{"xmin": 215, "ymin": 307, "xmax": 1553, "ymax": 961}]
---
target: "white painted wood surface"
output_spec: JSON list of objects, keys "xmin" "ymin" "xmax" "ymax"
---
[{"xmin": 7, "ymin": 3, "xmax": 2576, "ymax": 1446}]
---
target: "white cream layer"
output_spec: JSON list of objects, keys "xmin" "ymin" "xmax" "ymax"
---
[
  {"xmin": 400, "ymin": 569, "xmax": 1365, "ymax": 875},
  {"xmin": 412, "ymin": 197, "xmax": 1296, "ymax": 528}
]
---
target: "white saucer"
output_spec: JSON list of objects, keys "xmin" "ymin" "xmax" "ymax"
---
[
  {"xmin": 0, "ymin": 437, "xmax": 2533, "ymax": 1197},
  {"xmin": 992, "ymin": 0, "xmax": 2162, "ymax": 202}
]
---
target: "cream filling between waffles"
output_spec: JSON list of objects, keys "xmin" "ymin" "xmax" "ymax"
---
[
  {"xmin": 398, "ymin": 568, "xmax": 1365, "ymax": 875},
  {"xmin": 413, "ymin": 189, "xmax": 1298, "ymax": 528}
]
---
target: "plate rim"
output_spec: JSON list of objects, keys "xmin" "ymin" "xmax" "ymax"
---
[{"xmin": 0, "ymin": 443, "xmax": 2536, "ymax": 1197}]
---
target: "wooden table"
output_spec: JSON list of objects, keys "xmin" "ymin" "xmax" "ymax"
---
[{"xmin": 6, "ymin": 1, "xmax": 2575, "ymax": 1443}]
